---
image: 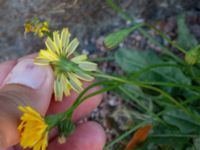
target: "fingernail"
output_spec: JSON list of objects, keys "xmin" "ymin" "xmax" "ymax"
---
[{"xmin": 4, "ymin": 59, "xmax": 47, "ymax": 89}]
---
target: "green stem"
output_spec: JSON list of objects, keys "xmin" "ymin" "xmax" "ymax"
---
[
  {"xmin": 138, "ymin": 81, "xmax": 200, "ymax": 91},
  {"xmin": 128, "ymin": 63, "xmax": 187, "ymax": 84},
  {"xmin": 105, "ymin": 0, "xmax": 133, "ymax": 22},
  {"xmin": 144, "ymin": 23, "xmax": 187, "ymax": 54},
  {"xmin": 93, "ymin": 72, "xmax": 200, "ymax": 123},
  {"xmin": 104, "ymin": 121, "xmax": 149, "ymax": 149},
  {"xmin": 129, "ymin": 63, "xmax": 180, "ymax": 78},
  {"xmin": 138, "ymin": 28, "xmax": 184, "ymax": 64},
  {"xmin": 47, "ymin": 81, "xmax": 119, "ymax": 130},
  {"xmin": 119, "ymin": 87, "xmax": 166, "ymax": 125},
  {"xmin": 66, "ymin": 81, "xmax": 119, "ymax": 117}
]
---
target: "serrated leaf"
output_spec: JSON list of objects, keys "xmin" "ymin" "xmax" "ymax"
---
[
  {"xmin": 115, "ymin": 48, "xmax": 162, "ymax": 73},
  {"xmin": 177, "ymin": 14, "xmax": 198, "ymax": 50},
  {"xmin": 163, "ymin": 110, "xmax": 200, "ymax": 134},
  {"xmin": 115, "ymin": 48, "xmax": 190, "ymax": 84}
]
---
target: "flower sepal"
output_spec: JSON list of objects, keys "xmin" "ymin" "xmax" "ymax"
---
[{"xmin": 45, "ymin": 113, "xmax": 65, "ymax": 130}]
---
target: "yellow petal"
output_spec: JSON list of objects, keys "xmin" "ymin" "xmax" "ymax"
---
[
  {"xmin": 68, "ymin": 73, "xmax": 83, "ymax": 92},
  {"xmin": 66, "ymin": 38, "xmax": 79, "ymax": 57},
  {"xmin": 74, "ymin": 71, "xmax": 94, "ymax": 81},
  {"xmin": 61, "ymin": 28, "xmax": 71, "ymax": 52},
  {"xmin": 34, "ymin": 58, "xmax": 50, "ymax": 65},
  {"xmin": 71, "ymin": 54, "xmax": 87, "ymax": 63},
  {"xmin": 38, "ymin": 49, "xmax": 59, "ymax": 62},
  {"xmin": 18, "ymin": 106, "xmax": 48, "ymax": 150},
  {"xmin": 53, "ymin": 31, "xmax": 62, "ymax": 53},
  {"xmin": 60, "ymin": 74, "xmax": 71, "ymax": 96},
  {"xmin": 24, "ymin": 23, "xmax": 33, "ymax": 32},
  {"xmin": 45, "ymin": 37, "xmax": 59, "ymax": 54},
  {"xmin": 54, "ymin": 77, "xmax": 64, "ymax": 101},
  {"xmin": 78, "ymin": 61, "xmax": 97, "ymax": 71}
]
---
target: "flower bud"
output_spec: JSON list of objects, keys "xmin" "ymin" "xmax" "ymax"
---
[
  {"xmin": 57, "ymin": 119, "xmax": 75, "ymax": 144},
  {"xmin": 185, "ymin": 49, "xmax": 199, "ymax": 65}
]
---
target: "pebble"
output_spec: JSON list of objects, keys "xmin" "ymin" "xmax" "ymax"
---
[
  {"xmin": 108, "ymin": 98, "xmax": 118, "ymax": 107},
  {"xmin": 95, "ymin": 36, "xmax": 106, "ymax": 51}
]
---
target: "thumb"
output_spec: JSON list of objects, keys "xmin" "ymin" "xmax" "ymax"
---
[{"xmin": 0, "ymin": 59, "xmax": 54, "ymax": 148}]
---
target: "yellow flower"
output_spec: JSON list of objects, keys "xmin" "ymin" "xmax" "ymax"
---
[
  {"xmin": 35, "ymin": 28, "xmax": 97, "ymax": 101},
  {"xmin": 24, "ymin": 21, "xmax": 49, "ymax": 37},
  {"xmin": 18, "ymin": 106, "xmax": 48, "ymax": 150},
  {"xmin": 24, "ymin": 23, "xmax": 33, "ymax": 33}
]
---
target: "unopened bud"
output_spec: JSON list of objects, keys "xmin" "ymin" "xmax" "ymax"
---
[{"xmin": 185, "ymin": 49, "xmax": 199, "ymax": 65}]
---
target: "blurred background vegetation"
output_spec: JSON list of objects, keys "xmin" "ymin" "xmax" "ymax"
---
[{"xmin": 1, "ymin": 0, "xmax": 199, "ymax": 60}]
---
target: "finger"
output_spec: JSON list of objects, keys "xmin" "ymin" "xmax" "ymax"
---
[
  {"xmin": 0, "ymin": 60, "xmax": 16, "ymax": 86},
  {"xmin": 0, "ymin": 58, "xmax": 54, "ymax": 147},
  {"xmin": 47, "ymin": 82, "xmax": 103, "ymax": 121},
  {"xmin": 0, "ymin": 53, "xmax": 37, "ymax": 87},
  {"xmin": 48, "ymin": 122, "xmax": 106, "ymax": 150}
]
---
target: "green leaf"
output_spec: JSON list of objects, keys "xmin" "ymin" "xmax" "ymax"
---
[
  {"xmin": 137, "ymin": 123, "xmax": 194, "ymax": 150},
  {"xmin": 115, "ymin": 48, "xmax": 190, "ymax": 84},
  {"xmin": 194, "ymin": 136, "xmax": 200, "ymax": 150},
  {"xmin": 115, "ymin": 48, "xmax": 162, "ymax": 73},
  {"xmin": 138, "ymin": 134, "xmax": 190, "ymax": 150},
  {"xmin": 163, "ymin": 109, "xmax": 200, "ymax": 134},
  {"xmin": 177, "ymin": 14, "xmax": 198, "ymax": 50},
  {"xmin": 148, "ymin": 134, "xmax": 189, "ymax": 146}
]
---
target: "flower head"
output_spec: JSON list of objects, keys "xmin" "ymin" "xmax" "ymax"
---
[
  {"xmin": 18, "ymin": 106, "xmax": 48, "ymax": 150},
  {"xmin": 35, "ymin": 28, "xmax": 97, "ymax": 101},
  {"xmin": 25, "ymin": 21, "xmax": 49, "ymax": 37}
]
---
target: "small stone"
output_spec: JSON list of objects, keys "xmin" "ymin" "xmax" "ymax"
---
[
  {"xmin": 96, "ymin": 36, "xmax": 106, "ymax": 51},
  {"xmin": 135, "ymin": 35, "xmax": 143, "ymax": 41},
  {"xmin": 82, "ymin": 49, "xmax": 89, "ymax": 55},
  {"xmin": 108, "ymin": 98, "xmax": 117, "ymax": 107}
]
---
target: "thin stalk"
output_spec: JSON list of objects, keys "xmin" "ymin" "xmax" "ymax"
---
[
  {"xmin": 66, "ymin": 81, "xmax": 112, "ymax": 115},
  {"xmin": 93, "ymin": 73, "xmax": 200, "ymax": 123},
  {"xmin": 119, "ymin": 87, "xmax": 166, "ymax": 125},
  {"xmin": 138, "ymin": 81, "xmax": 200, "ymax": 91},
  {"xmin": 104, "ymin": 121, "xmax": 148, "ymax": 149},
  {"xmin": 145, "ymin": 23, "xmax": 187, "ymax": 54},
  {"xmin": 129, "ymin": 63, "xmax": 181, "ymax": 78},
  {"xmin": 105, "ymin": 0, "xmax": 133, "ymax": 22},
  {"xmin": 138, "ymin": 28, "xmax": 184, "ymax": 64}
]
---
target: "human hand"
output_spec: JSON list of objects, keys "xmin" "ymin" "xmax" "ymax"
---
[{"xmin": 0, "ymin": 54, "xmax": 106, "ymax": 150}]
